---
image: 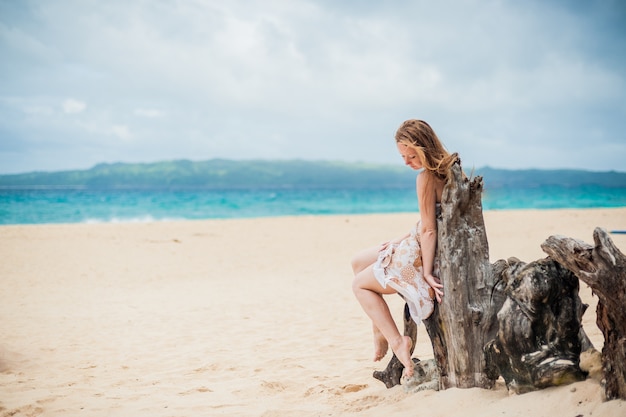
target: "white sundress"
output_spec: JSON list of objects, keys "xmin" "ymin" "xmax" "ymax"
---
[{"xmin": 372, "ymin": 221, "xmax": 440, "ymax": 323}]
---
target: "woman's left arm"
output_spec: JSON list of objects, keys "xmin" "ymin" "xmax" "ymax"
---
[{"xmin": 417, "ymin": 172, "xmax": 444, "ymax": 302}]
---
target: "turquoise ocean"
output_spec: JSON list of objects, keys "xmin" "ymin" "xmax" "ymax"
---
[{"xmin": 1, "ymin": 185, "xmax": 626, "ymax": 225}]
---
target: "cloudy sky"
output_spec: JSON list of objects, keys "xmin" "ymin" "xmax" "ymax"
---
[{"xmin": 1, "ymin": 0, "xmax": 625, "ymax": 174}]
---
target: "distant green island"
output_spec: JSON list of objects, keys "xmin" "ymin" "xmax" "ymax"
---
[{"xmin": 1, "ymin": 159, "xmax": 625, "ymax": 189}]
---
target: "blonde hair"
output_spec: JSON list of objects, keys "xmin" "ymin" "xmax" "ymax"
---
[{"xmin": 395, "ymin": 119, "xmax": 459, "ymax": 182}]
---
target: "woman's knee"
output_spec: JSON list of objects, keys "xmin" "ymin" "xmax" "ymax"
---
[
  {"xmin": 353, "ymin": 266, "xmax": 389, "ymax": 296},
  {"xmin": 352, "ymin": 269, "xmax": 366, "ymax": 295},
  {"xmin": 350, "ymin": 254, "xmax": 363, "ymax": 275},
  {"xmin": 351, "ymin": 246, "xmax": 378, "ymax": 275}
]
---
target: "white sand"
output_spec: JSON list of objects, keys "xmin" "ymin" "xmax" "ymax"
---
[{"xmin": 1, "ymin": 208, "xmax": 625, "ymax": 416}]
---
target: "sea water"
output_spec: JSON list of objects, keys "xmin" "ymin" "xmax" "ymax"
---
[{"xmin": 1, "ymin": 185, "xmax": 625, "ymax": 225}]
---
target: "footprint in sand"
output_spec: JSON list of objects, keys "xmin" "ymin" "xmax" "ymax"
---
[
  {"xmin": 304, "ymin": 383, "xmax": 368, "ymax": 397},
  {"xmin": 3, "ymin": 404, "xmax": 44, "ymax": 416},
  {"xmin": 329, "ymin": 384, "xmax": 370, "ymax": 396},
  {"xmin": 346, "ymin": 395, "xmax": 383, "ymax": 412},
  {"xmin": 179, "ymin": 386, "xmax": 213, "ymax": 395},
  {"xmin": 260, "ymin": 380, "xmax": 287, "ymax": 392},
  {"xmin": 339, "ymin": 384, "xmax": 368, "ymax": 393}
]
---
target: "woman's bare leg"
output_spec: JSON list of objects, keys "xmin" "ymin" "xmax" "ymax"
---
[
  {"xmin": 352, "ymin": 263, "xmax": 414, "ymax": 377},
  {"xmin": 350, "ymin": 245, "xmax": 380, "ymax": 276},
  {"xmin": 351, "ymin": 246, "xmax": 390, "ymax": 362},
  {"xmin": 372, "ymin": 322, "xmax": 388, "ymax": 361}
]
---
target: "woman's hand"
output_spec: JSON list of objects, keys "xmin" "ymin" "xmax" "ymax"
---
[{"xmin": 425, "ymin": 274, "xmax": 444, "ymax": 303}]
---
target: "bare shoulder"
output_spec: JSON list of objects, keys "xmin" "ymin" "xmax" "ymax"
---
[
  {"xmin": 417, "ymin": 170, "xmax": 445, "ymax": 202},
  {"xmin": 416, "ymin": 170, "xmax": 429, "ymax": 187},
  {"xmin": 416, "ymin": 170, "xmax": 442, "ymax": 188}
]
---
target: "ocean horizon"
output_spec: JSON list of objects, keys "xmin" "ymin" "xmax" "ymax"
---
[{"xmin": 1, "ymin": 184, "xmax": 626, "ymax": 225}]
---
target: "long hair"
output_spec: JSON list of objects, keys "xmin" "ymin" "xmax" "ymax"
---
[{"xmin": 394, "ymin": 119, "xmax": 459, "ymax": 182}]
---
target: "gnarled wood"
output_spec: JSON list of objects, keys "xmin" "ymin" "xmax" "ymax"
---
[
  {"xmin": 484, "ymin": 257, "xmax": 589, "ymax": 394},
  {"xmin": 374, "ymin": 161, "xmax": 604, "ymax": 397},
  {"xmin": 422, "ymin": 161, "xmax": 502, "ymax": 389},
  {"xmin": 541, "ymin": 228, "xmax": 626, "ymax": 401}
]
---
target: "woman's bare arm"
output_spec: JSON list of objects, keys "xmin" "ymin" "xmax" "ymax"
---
[{"xmin": 416, "ymin": 172, "xmax": 444, "ymax": 301}]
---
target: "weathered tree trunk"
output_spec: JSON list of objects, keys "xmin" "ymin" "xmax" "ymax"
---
[
  {"xmin": 483, "ymin": 256, "xmax": 589, "ymax": 393},
  {"xmin": 422, "ymin": 161, "xmax": 502, "ymax": 389},
  {"xmin": 374, "ymin": 161, "xmax": 602, "ymax": 396},
  {"xmin": 541, "ymin": 228, "xmax": 626, "ymax": 401}
]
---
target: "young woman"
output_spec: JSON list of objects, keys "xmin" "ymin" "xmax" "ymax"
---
[{"xmin": 351, "ymin": 119, "xmax": 458, "ymax": 378}]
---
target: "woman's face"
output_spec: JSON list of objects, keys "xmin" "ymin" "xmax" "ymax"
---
[{"xmin": 397, "ymin": 142, "xmax": 423, "ymax": 170}]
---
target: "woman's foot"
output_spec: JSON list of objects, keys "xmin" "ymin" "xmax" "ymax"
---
[
  {"xmin": 390, "ymin": 335, "xmax": 414, "ymax": 377},
  {"xmin": 373, "ymin": 326, "xmax": 388, "ymax": 361}
]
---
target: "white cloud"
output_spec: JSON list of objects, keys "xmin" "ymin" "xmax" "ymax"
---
[
  {"xmin": 111, "ymin": 125, "xmax": 132, "ymax": 140},
  {"xmin": 62, "ymin": 98, "xmax": 86, "ymax": 114}
]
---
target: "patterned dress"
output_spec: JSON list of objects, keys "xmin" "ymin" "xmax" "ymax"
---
[{"xmin": 372, "ymin": 220, "xmax": 440, "ymax": 323}]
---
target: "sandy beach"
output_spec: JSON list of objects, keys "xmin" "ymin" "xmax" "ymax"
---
[{"xmin": 1, "ymin": 208, "xmax": 625, "ymax": 417}]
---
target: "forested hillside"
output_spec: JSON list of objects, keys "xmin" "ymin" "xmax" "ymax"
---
[{"xmin": 1, "ymin": 159, "xmax": 625, "ymax": 189}]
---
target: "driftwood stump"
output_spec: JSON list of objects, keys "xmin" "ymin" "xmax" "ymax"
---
[
  {"xmin": 422, "ymin": 161, "xmax": 501, "ymax": 389},
  {"xmin": 542, "ymin": 229, "xmax": 626, "ymax": 401},
  {"xmin": 484, "ymin": 257, "xmax": 590, "ymax": 393},
  {"xmin": 375, "ymin": 160, "xmax": 599, "ymax": 395}
]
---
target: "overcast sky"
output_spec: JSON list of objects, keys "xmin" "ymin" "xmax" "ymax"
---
[{"xmin": 1, "ymin": 0, "xmax": 625, "ymax": 174}]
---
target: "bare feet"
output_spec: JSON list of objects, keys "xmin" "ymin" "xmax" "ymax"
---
[
  {"xmin": 390, "ymin": 335, "xmax": 414, "ymax": 377},
  {"xmin": 373, "ymin": 326, "xmax": 388, "ymax": 361}
]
